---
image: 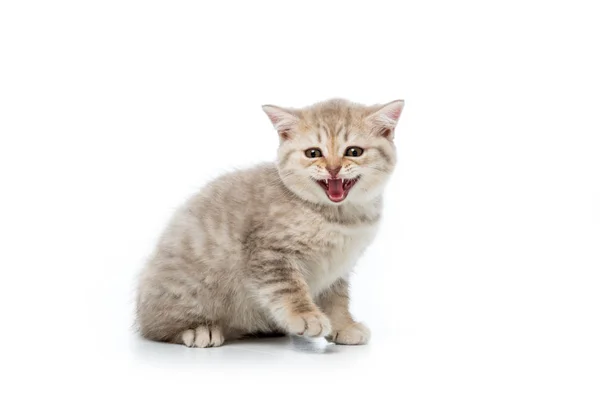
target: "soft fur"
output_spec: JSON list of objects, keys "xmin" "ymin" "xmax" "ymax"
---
[{"xmin": 136, "ymin": 98, "xmax": 404, "ymax": 347}]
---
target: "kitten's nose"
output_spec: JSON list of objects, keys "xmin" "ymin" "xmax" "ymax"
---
[{"xmin": 326, "ymin": 166, "xmax": 342, "ymax": 178}]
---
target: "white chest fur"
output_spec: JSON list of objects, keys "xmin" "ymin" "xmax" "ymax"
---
[{"xmin": 306, "ymin": 222, "xmax": 379, "ymax": 296}]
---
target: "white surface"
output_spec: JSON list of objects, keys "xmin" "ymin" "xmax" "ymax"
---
[{"xmin": 1, "ymin": 1, "xmax": 599, "ymax": 399}]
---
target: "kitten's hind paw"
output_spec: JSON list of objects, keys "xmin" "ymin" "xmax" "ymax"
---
[{"xmin": 180, "ymin": 325, "xmax": 224, "ymax": 348}]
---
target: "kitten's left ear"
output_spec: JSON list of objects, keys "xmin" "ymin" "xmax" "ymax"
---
[
  {"xmin": 262, "ymin": 105, "xmax": 299, "ymax": 140},
  {"xmin": 367, "ymin": 100, "xmax": 405, "ymax": 139}
]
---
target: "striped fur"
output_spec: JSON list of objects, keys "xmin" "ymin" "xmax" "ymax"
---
[{"xmin": 136, "ymin": 98, "xmax": 403, "ymax": 347}]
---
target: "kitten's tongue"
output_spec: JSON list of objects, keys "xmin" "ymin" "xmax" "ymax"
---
[{"xmin": 327, "ymin": 179, "xmax": 344, "ymax": 201}]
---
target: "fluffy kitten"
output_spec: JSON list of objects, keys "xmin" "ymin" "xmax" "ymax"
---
[{"xmin": 136, "ymin": 98, "xmax": 404, "ymax": 347}]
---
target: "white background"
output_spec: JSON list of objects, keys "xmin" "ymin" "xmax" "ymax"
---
[{"xmin": 1, "ymin": 1, "xmax": 599, "ymax": 399}]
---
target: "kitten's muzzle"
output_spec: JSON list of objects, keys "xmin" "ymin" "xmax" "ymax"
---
[{"xmin": 316, "ymin": 177, "xmax": 360, "ymax": 203}]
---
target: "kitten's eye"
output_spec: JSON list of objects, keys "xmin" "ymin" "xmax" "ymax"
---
[
  {"xmin": 304, "ymin": 148, "xmax": 323, "ymax": 158},
  {"xmin": 345, "ymin": 147, "xmax": 364, "ymax": 157}
]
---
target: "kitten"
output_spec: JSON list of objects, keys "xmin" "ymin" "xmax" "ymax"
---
[{"xmin": 136, "ymin": 98, "xmax": 404, "ymax": 347}]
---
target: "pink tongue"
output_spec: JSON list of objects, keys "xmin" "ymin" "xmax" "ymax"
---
[{"xmin": 327, "ymin": 179, "xmax": 344, "ymax": 197}]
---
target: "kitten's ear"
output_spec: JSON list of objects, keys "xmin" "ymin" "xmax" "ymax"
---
[
  {"xmin": 367, "ymin": 100, "xmax": 405, "ymax": 139},
  {"xmin": 262, "ymin": 105, "xmax": 299, "ymax": 140}
]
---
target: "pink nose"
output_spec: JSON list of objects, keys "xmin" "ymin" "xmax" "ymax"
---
[{"xmin": 326, "ymin": 166, "xmax": 341, "ymax": 178}]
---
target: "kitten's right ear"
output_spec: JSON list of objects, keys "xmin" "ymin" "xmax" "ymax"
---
[
  {"xmin": 262, "ymin": 105, "xmax": 299, "ymax": 140},
  {"xmin": 366, "ymin": 100, "xmax": 405, "ymax": 140}
]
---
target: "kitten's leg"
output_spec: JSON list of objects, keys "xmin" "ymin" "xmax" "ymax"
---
[
  {"xmin": 317, "ymin": 279, "xmax": 370, "ymax": 345},
  {"xmin": 249, "ymin": 256, "xmax": 331, "ymax": 337}
]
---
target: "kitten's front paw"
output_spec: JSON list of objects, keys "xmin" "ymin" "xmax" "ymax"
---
[
  {"xmin": 287, "ymin": 311, "xmax": 332, "ymax": 337},
  {"xmin": 328, "ymin": 322, "xmax": 370, "ymax": 345}
]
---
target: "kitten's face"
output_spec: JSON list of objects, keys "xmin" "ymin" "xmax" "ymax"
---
[{"xmin": 263, "ymin": 99, "xmax": 403, "ymax": 205}]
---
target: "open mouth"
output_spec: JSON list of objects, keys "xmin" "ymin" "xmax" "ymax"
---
[{"xmin": 316, "ymin": 177, "xmax": 359, "ymax": 203}]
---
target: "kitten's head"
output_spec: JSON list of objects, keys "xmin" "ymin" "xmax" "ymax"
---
[{"xmin": 263, "ymin": 98, "xmax": 404, "ymax": 205}]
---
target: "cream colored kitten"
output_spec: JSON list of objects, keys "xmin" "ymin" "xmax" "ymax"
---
[{"xmin": 136, "ymin": 98, "xmax": 404, "ymax": 347}]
